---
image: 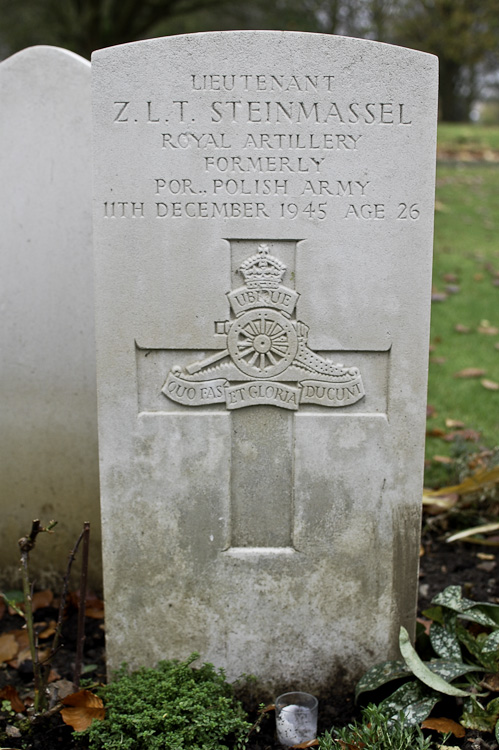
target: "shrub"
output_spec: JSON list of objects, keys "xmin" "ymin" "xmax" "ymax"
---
[{"xmin": 81, "ymin": 653, "xmax": 251, "ymax": 750}]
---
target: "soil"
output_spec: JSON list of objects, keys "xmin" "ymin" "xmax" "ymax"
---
[{"xmin": 0, "ymin": 529, "xmax": 498, "ymax": 749}]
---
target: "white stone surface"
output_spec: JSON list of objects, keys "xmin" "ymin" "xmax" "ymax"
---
[
  {"xmin": 0, "ymin": 47, "xmax": 100, "ymax": 584},
  {"xmin": 92, "ymin": 32, "xmax": 438, "ymax": 694}
]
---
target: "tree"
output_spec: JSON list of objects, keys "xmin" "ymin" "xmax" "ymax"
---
[
  {"xmin": 393, "ymin": 0, "xmax": 498, "ymax": 121},
  {"xmin": 0, "ymin": 0, "xmax": 231, "ymax": 60}
]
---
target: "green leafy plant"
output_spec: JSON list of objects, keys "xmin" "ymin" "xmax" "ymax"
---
[
  {"xmin": 356, "ymin": 586, "xmax": 499, "ymax": 742},
  {"xmin": 81, "ymin": 653, "xmax": 251, "ymax": 750},
  {"xmin": 318, "ymin": 703, "xmax": 439, "ymax": 750}
]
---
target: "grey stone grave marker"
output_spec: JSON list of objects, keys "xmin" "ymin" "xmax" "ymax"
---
[
  {"xmin": 0, "ymin": 47, "xmax": 101, "ymax": 585},
  {"xmin": 93, "ymin": 32, "xmax": 438, "ymax": 694}
]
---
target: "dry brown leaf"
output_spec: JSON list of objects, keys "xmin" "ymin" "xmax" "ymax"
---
[
  {"xmin": 417, "ymin": 617, "xmax": 432, "ymax": 635},
  {"xmin": 454, "ymin": 324, "xmax": 471, "ymax": 333},
  {"xmin": 422, "ymin": 717, "xmax": 465, "ymax": 738},
  {"xmin": 433, "ymin": 455, "xmax": 453, "ymax": 464},
  {"xmin": 445, "ymin": 419, "xmax": 465, "ymax": 428},
  {"xmin": 476, "ymin": 552, "xmax": 495, "ymax": 561},
  {"xmin": 477, "ymin": 325, "xmax": 499, "ymax": 335},
  {"xmin": 427, "ymin": 465, "xmax": 499, "ymax": 497},
  {"xmin": 11, "ymin": 629, "xmax": 29, "ymax": 650},
  {"xmin": 0, "ymin": 634, "xmax": 18, "ymax": 664},
  {"xmin": 292, "ymin": 741, "xmax": 319, "ymax": 748},
  {"xmin": 443, "ymin": 429, "xmax": 481, "ymax": 443},
  {"xmin": 426, "ymin": 428, "xmax": 446, "ymax": 438},
  {"xmin": 61, "ymin": 690, "xmax": 105, "ymax": 732},
  {"xmin": 0, "ymin": 685, "xmax": 26, "ymax": 713},
  {"xmin": 454, "ymin": 368, "xmax": 487, "ymax": 378},
  {"xmin": 482, "ymin": 673, "xmax": 499, "ymax": 692},
  {"xmin": 38, "ymin": 624, "xmax": 57, "ymax": 639},
  {"xmin": 422, "ymin": 492, "xmax": 458, "ymax": 515},
  {"xmin": 481, "ymin": 378, "xmax": 499, "ymax": 391},
  {"xmin": 85, "ymin": 605, "xmax": 105, "ymax": 620},
  {"xmin": 32, "ymin": 590, "xmax": 54, "ymax": 612}
]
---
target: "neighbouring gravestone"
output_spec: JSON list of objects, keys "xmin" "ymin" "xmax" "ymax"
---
[
  {"xmin": 0, "ymin": 47, "xmax": 101, "ymax": 586},
  {"xmin": 92, "ymin": 32, "xmax": 438, "ymax": 695}
]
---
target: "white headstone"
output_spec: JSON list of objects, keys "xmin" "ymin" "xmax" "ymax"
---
[
  {"xmin": 0, "ymin": 47, "xmax": 100, "ymax": 584},
  {"xmin": 93, "ymin": 32, "xmax": 438, "ymax": 694}
]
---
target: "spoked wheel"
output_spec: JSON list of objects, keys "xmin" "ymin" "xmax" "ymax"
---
[{"xmin": 227, "ymin": 309, "xmax": 298, "ymax": 378}]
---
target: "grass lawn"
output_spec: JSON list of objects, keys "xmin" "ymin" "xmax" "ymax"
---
[{"xmin": 425, "ymin": 124, "xmax": 499, "ymax": 483}]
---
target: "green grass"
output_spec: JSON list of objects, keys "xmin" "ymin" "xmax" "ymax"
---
[
  {"xmin": 425, "ymin": 130, "xmax": 499, "ymax": 481},
  {"xmin": 437, "ymin": 123, "xmax": 499, "ymax": 153}
]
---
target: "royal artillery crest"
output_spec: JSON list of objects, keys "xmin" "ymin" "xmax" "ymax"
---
[{"xmin": 162, "ymin": 244, "xmax": 365, "ymax": 410}]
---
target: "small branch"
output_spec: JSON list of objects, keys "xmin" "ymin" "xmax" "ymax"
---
[
  {"xmin": 18, "ymin": 519, "xmax": 56, "ymax": 715},
  {"xmin": 51, "ymin": 525, "xmax": 86, "ymax": 657},
  {"xmin": 74, "ymin": 522, "xmax": 90, "ymax": 689}
]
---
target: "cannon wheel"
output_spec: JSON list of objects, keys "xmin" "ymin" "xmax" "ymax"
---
[{"xmin": 227, "ymin": 309, "xmax": 298, "ymax": 378}]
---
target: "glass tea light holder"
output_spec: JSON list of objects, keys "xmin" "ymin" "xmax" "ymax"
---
[{"xmin": 275, "ymin": 691, "xmax": 319, "ymax": 747}]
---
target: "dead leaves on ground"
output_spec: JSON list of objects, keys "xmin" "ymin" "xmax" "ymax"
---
[
  {"xmin": 422, "ymin": 717, "xmax": 466, "ymax": 738},
  {"xmin": 61, "ymin": 689, "xmax": 105, "ymax": 731},
  {"xmin": 0, "ymin": 686, "xmax": 26, "ymax": 714},
  {"xmin": 0, "ymin": 633, "xmax": 18, "ymax": 663}
]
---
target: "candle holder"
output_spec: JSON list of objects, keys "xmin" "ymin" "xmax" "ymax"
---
[{"xmin": 275, "ymin": 691, "xmax": 318, "ymax": 747}]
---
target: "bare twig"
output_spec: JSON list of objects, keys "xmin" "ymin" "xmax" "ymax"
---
[
  {"xmin": 51, "ymin": 524, "xmax": 87, "ymax": 657},
  {"xmin": 18, "ymin": 519, "xmax": 57, "ymax": 714},
  {"xmin": 74, "ymin": 522, "xmax": 90, "ymax": 689}
]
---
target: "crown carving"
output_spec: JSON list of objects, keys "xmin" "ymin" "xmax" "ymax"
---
[{"xmin": 239, "ymin": 244, "xmax": 286, "ymax": 289}]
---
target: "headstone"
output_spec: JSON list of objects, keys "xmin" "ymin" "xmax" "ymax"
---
[
  {"xmin": 0, "ymin": 47, "xmax": 101, "ymax": 585},
  {"xmin": 93, "ymin": 32, "xmax": 438, "ymax": 694}
]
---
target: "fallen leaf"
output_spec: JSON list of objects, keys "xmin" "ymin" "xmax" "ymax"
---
[
  {"xmin": 432, "ymin": 292, "xmax": 447, "ymax": 302},
  {"xmin": 38, "ymin": 620, "xmax": 57, "ymax": 639},
  {"xmin": 454, "ymin": 324, "xmax": 471, "ymax": 333},
  {"xmin": 447, "ymin": 522, "xmax": 499, "ymax": 543},
  {"xmin": 476, "ymin": 552, "xmax": 495, "ymax": 560},
  {"xmin": 0, "ymin": 685, "xmax": 26, "ymax": 713},
  {"xmin": 445, "ymin": 419, "xmax": 465, "ymax": 428},
  {"xmin": 431, "ymin": 356, "xmax": 447, "ymax": 365},
  {"xmin": 443, "ymin": 429, "xmax": 481, "ymax": 443},
  {"xmin": 0, "ymin": 634, "xmax": 18, "ymax": 663},
  {"xmin": 481, "ymin": 379, "xmax": 499, "ymax": 391},
  {"xmin": 495, "ymin": 343, "xmax": 499, "ymax": 351},
  {"xmin": 85, "ymin": 605, "xmax": 105, "ymax": 620},
  {"xmin": 474, "ymin": 273, "xmax": 484, "ymax": 281},
  {"xmin": 478, "ymin": 326, "xmax": 499, "ymax": 335},
  {"xmin": 422, "ymin": 717, "xmax": 465, "ymax": 738},
  {"xmin": 417, "ymin": 617, "xmax": 432, "ymax": 635},
  {"xmin": 292, "ymin": 741, "xmax": 319, "ymax": 748},
  {"xmin": 445, "ymin": 285, "xmax": 460, "ymax": 294},
  {"xmin": 433, "ymin": 455, "xmax": 453, "ymax": 464},
  {"xmin": 422, "ymin": 492, "xmax": 458, "ymax": 515},
  {"xmin": 61, "ymin": 690, "xmax": 105, "ymax": 732},
  {"xmin": 32, "ymin": 590, "xmax": 54, "ymax": 612},
  {"xmin": 426, "ymin": 427, "xmax": 446, "ymax": 438},
  {"xmin": 427, "ymin": 404, "xmax": 437, "ymax": 418},
  {"xmin": 427, "ymin": 464, "xmax": 499, "ymax": 497},
  {"xmin": 454, "ymin": 368, "xmax": 487, "ymax": 378},
  {"xmin": 12, "ymin": 630, "xmax": 29, "ymax": 650},
  {"xmin": 443, "ymin": 273, "xmax": 459, "ymax": 283},
  {"xmin": 481, "ymin": 674, "xmax": 499, "ymax": 691}
]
